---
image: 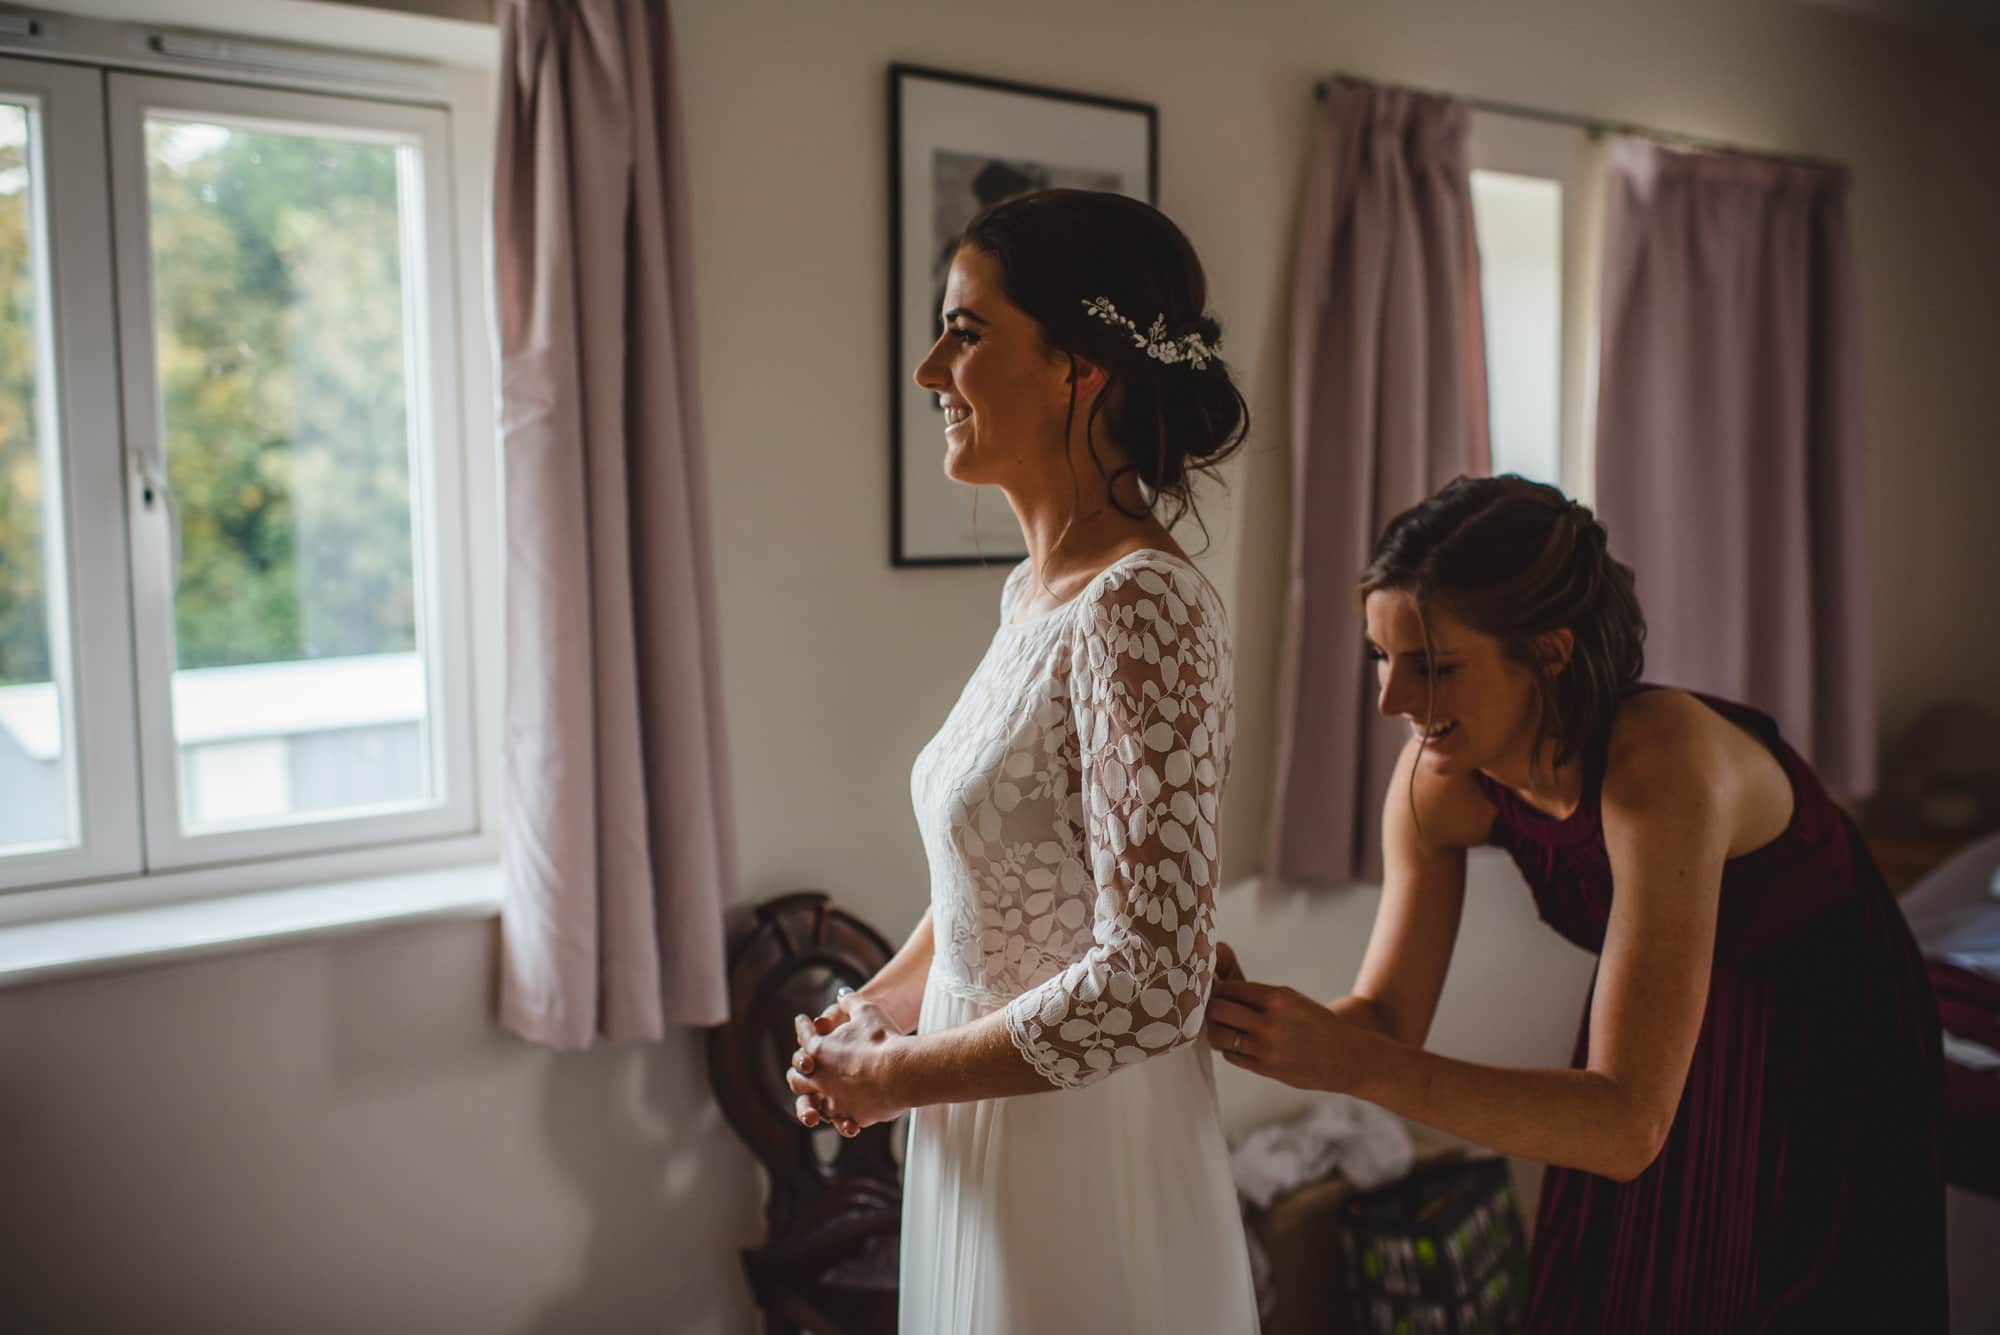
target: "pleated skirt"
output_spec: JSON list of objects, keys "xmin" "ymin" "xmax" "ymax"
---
[{"xmin": 1523, "ymin": 870, "xmax": 1947, "ymax": 1333}]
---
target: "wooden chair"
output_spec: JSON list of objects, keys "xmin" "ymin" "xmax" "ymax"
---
[{"xmin": 706, "ymin": 891, "xmax": 904, "ymax": 1335}]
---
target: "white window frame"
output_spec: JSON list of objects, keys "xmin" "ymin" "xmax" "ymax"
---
[
  {"xmin": 0, "ymin": 9, "xmax": 497, "ymax": 918},
  {"xmin": 1466, "ymin": 112, "xmax": 1606, "ymax": 505},
  {"xmin": 108, "ymin": 73, "xmax": 478, "ymax": 870},
  {"xmin": 0, "ymin": 54, "xmax": 144, "ymax": 892}
]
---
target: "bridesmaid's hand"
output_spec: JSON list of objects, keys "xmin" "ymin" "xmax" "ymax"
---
[
  {"xmin": 1215, "ymin": 940, "xmax": 1245, "ymax": 985},
  {"xmin": 786, "ymin": 992, "xmax": 909, "ymax": 1135},
  {"xmin": 1204, "ymin": 980, "xmax": 1368, "ymax": 1095}
]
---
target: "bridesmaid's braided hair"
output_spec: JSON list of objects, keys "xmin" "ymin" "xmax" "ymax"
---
[
  {"xmin": 956, "ymin": 189, "xmax": 1248, "ymax": 541},
  {"xmin": 1361, "ymin": 475, "xmax": 1647, "ymax": 777}
]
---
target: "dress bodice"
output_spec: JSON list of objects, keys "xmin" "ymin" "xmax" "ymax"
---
[{"xmin": 909, "ymin": 550, "xmax": 1233, "ymax": 1089}]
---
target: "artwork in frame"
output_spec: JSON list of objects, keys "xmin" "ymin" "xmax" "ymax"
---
[{"xmin": 889, "ymin": 63, "xmax": 1158, "ymax": 567}]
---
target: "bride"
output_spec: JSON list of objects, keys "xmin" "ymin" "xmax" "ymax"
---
[{"xmin": 783, "ymin": 187, "xmax": 1258, "ymax": 1333}]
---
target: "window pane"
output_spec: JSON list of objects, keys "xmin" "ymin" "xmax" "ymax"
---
[
  {"xmin": 1471, "ymin": 169, "xmax": 1563, "ymax": 487},
  {"xmin": 144, "ymin": 115, "xmax": 434, "ymax": 833},
  {"xmin": 0, "ymin": 100, "xmax": 76, "ymax": 856}
]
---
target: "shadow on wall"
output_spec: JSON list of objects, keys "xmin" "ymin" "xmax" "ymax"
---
[
  {"xmin": 524, "ymin": 1028, "xmax": 765, "ymax": 1335},
  {"xmin": 320, "ymin": 920, "xmax": 767, "ymax": 1332}
]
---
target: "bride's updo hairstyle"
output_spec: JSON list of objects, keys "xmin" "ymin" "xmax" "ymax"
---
[
  {"xmin": 1362, "ymin": 474, "xmax": 1647, "ymax": 774},
  {"xmin": 956, "ymin": 188, "xmax": 1249, "ymax": 533}
]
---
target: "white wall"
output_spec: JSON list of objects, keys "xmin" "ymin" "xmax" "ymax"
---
[
  {"xmin": 672, "ymin": 0, "xmax": 2000, "ymax": 926},
  {"xmin": 6, "ymin": 0, "xmax": 1996, "ymax": 1331},
  {"xmin": 0, "ymin": 919, "xmax": 764, "ymax": 1333}
]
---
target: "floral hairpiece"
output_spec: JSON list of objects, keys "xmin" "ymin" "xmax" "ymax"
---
[{"xmin": 1081, "ymin": 296, "xmax": 1219, "ymax": 370}]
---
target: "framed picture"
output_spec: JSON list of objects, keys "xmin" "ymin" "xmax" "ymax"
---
[{"xmin": 888, "ymin": 63, "xmax": 1158, "ymax": 567}]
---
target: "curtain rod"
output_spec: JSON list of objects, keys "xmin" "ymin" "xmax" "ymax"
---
[{"xmin": 1314, "ymin": 73, "xmax": 1843, "ymax": 173}]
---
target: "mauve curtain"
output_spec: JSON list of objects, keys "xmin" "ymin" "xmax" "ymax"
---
[
  {"xmin": 1267, "ymin": 80, "xmax": 1491, "ymax": 887},
  {"xmin": 493, "ymin": 0, "xmax": 734, "ymax": 1045},
  {"xmin": 1595, "ymin": 140, "xmax": 1874, "ymax": 799}
]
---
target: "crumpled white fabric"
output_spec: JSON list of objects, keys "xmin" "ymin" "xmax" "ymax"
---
[
  {"xmin": 1230, "ymin": 1093, "xmax": 1415, "ymax": 1209},
  {"xmin": 1942, "ymin": 1032, "xmax": 2000, "ymax": 1072},
  {"xmin": 1232, "ymin": 1094, "xmax": 1417, "ymax": 1323},
  {"xmin": 1901, "ymin": 830, "xmax": 2000, "ymax": 982}
]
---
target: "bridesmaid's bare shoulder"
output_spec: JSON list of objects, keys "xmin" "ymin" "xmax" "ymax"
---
[
  {"xmin": 1602, "ymin": 688, "xmax": 1792, "ymax": 857},
  {"xmin": 1388, "ymin": 735, "xmax": 1498, "ymax": 851}
]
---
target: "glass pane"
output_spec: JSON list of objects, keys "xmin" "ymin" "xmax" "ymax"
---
[
  {"xmin": 1471, "ymin": 169, "xmax": 1563, "ymax": 487},
  {"xmin": 0, "ymin": 99, "xmax": 76, "ymax": 856},
  {"xmin": 144, "ymin": 115, "xmax": 434, "ymax": 833}
]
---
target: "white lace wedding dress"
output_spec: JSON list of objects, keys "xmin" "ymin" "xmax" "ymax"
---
[{"xmin": 898, "ymin": 549, "xmax": 1258, "ymax": 1334}]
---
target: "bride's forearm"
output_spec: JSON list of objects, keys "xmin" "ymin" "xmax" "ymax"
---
[
  {"xmin": 885, "ymin": 1006, "xmax": 1051, "ymax": 1109},
  {"xmin": 857, "ymin": 909, "xmax": 936, "ymax": 1033}
]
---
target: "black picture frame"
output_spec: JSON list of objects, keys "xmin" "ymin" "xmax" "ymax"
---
[{"xmin": 888, "ymin": 63, "xmax": 1159, "ymax": 568}]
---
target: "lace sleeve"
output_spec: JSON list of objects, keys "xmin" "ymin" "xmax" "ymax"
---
[{"xmin": 1002, "ymin": 559, "xmax": 1231, "ymax": 1089}]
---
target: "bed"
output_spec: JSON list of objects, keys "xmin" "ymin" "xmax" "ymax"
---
[{"xmin": 1901, "ymin": 831, "xmax": 2000, "ymax": 1199}]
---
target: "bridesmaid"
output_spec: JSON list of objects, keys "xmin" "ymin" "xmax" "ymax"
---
[{"xmin": 1207, "ymin": 475, "xmax": 1946, "ymax": 1333}]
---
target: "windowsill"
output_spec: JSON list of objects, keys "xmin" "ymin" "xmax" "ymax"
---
[{"xmin": 0, "ymin": 861, "xmax": 502, "ymax": 990}]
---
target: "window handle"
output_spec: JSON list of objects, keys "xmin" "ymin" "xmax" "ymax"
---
[{"xmin": 135, "ymin": 449, "xmax": 182, "ymax": 594}]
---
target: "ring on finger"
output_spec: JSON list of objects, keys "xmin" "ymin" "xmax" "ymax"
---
[{"xmin": 1232, "ymin": 1030, "xmax": 1244, "ymax": 1057}]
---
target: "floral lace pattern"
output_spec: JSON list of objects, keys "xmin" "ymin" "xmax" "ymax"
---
[{"xmin": 910, "ymin": 551, "xmax": 1232, "ymax": 1090}]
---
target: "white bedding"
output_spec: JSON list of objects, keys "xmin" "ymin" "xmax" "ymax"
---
[{"xmin": 1902, "ymin": 830, "xmax": 2000, "ymax": 981}]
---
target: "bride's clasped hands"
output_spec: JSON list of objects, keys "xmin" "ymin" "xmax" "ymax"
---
[{"xmin": 787, "ymin": 992, "xmax": 907, "ymax": 1136}]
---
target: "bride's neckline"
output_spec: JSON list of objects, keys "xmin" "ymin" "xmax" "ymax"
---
[{"xmin": 1002, "ymin": 547, "xmax": 1197, "ymax": 629}]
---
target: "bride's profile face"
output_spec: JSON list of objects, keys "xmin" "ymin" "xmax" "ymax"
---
[
  {"xmin": 913, "ymin": 246, "xmax": 1075, "ymax": 489},
  {"xmin": 1364, "ymin": 587, "xmax": 1547, "ymax": 778}
]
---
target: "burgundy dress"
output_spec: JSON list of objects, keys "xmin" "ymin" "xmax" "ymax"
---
[{"xmin": 1472, "ymin": 687, "xmax": 1947, "ymax": 1333}]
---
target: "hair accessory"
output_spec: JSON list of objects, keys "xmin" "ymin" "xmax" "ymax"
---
[{"xmin": 1082, "ymin": 296, "xmax": 1219, "ymax": 369}]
